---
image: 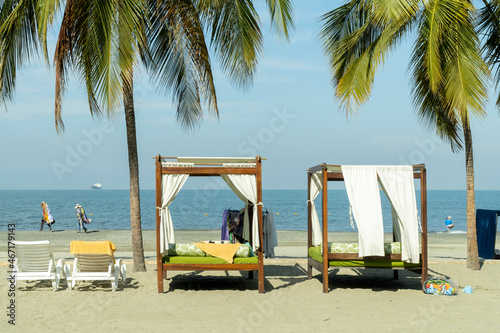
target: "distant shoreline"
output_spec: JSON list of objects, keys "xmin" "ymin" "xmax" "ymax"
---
[
  {"xmin": 1, "ymin": 188, "xmax": 500, "ymax": 191},
  {"xmin": 0, "ymin": 226, "xmax": 478, "ymax": 233},
  {"xmin": 2, "ymin": 229, "xmax": 499, "ymax": 263}
]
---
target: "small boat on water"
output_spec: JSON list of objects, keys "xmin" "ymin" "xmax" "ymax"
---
[{"xmin": 91, "ymin": 183, "xmax": 102, "ymax": 190}]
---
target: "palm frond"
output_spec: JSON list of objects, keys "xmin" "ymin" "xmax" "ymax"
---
[
  {"xmin": 76, "ymin": 0, "xmax": 128, "ymax": 114},
  {"xmin": 409, "ymin": 0, "xmax": 488, "ymax": 149},
  {"xmin": 478, "ymin": 0, "xmax": 500, "ymax": 110},
  {"xmin": 86, "ymin": 0, "xmax": 123, "ymax": 114},
  {"xmin": 54, "ymin": 0, "xmax": 76, "ymax": 133},
  {"xmin": 0, "ymin": 0, "xmax": 39, "ymax": 105},
  {"xmin": 197, "ymin": 0, "xmax": 263, "ymax": 89},
  {"xmin": 117, "ymin": 0, "xmax": 146, "ymax": 88},
  {"xmin": 54, "ymin": 0, "xmax": 109, "ymax": 132},
  {"xmin": 146, "ymin": 0, "xmax": 217, "ymax": 129},
  {"xmin": 411, "ymin": 70, "xmax": 464, "ymax": 151},
  {"xmin": 265, "ymin": 0, "xmax": 294, "ymax": 40},
  {"xmin": 371, "ymin": 0, "xmax": 419, "ymax": 25},
  {"xmin": 36, "ymin": 0, "xmax": 59, "ymax": 63},
  {"xmin": 319, "ymin": 0, "xmax": 418, "ymax": 115},
  {"xmin": 54, "ymin": 0, "xmax": 146, "ymax": 132}
]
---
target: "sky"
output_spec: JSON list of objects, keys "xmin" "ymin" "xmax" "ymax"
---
[{"xmin": 0, "ymin": 2, "xmax": 499, "ymax": 191}]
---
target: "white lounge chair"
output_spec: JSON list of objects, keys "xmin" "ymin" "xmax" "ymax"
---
[
  {"xmin": 12, "ymin": 240, "xmax": 67, "ymax": 291},
  {"xmin": 68, "ymin": 241, "xmax": 126, "ymax": 291}
]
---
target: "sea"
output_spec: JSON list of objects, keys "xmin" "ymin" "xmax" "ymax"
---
[{"xmin": 1, "ymin": 190, "xmax": 499, "ymax": 233}]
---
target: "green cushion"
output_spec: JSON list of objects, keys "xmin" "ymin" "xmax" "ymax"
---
[
  {"xmin": 168, "ymin": 243, "xmax": 206, "ymax": 256},
  {"xmin": 163, "ymin": 255, "xmax": 258, "ymax": 264},
  {"xmin": 330, "ymin": 242, "xmax": 401, "ymax": 254},
  {"xmin": 308, "ymin": 247, "xmax": 421, "ymax": 268},
  {"xmin": 235, "ymin": 243, "xmax": 253, "ymax": 257},
  {"xmin": 168, "ymin": 243, "xmax": 254, "ymax": 258}
]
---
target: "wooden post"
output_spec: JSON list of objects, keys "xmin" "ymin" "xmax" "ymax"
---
[
  {"xmin": 155, "ymin": 155, "xmax": 164, "ymax": 293},
  {"xmin": 421, "ymin": 166, "xmax": 428, "ymax": 286},
  {"xmin": 393, "ymin": 223, "xmax": 398, "ymax": 280},
  {"xmin": 322, "ymin": 168, "xmax": 329, "ymax": 293},
  {"xmin": 307, "ymin": 172, "xmax": 313, "ymax": 279},
  {"xmin": 256, "ymin": 156, "xmax": 265, "ymax": 293}
]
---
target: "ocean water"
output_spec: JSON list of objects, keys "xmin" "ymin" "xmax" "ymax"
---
[{"xmin": 0, "ymin": 189, "xmax": 498, "ymax": 233}]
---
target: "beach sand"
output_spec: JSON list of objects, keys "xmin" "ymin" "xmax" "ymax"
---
[{"xmin": 2, "ymin": 230, "xmax": 500, "ymax": 332}]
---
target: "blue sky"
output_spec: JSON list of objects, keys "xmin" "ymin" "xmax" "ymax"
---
[{"xmin": 0, "ymin": 2, "xmax": 499, "ymax": 191}]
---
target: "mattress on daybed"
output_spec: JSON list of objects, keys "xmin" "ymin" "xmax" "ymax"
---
[
  {"xmin": 163, "ymin": 255, "xmax": 258, "ymax": 264},
  {"xmin": 163, "ymin": 243, "xmax": 257, "ymax": 264},
  {"xmin": 168, "ymin": 243, "xmax": 254, "ymax": 257},
  {"xmin": 331, "ymin": 242, "xmax": 401, "ymax": 254},
  {"xmin": 308, "ymin": 246, "xmax": 421, "ymax": 268}
]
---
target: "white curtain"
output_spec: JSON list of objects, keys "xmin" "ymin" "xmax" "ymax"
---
[
  {"xmin": 391, "ymin": 205, "xmax": 402, "ymax": 242},
  {"xmin": 159, "ymin": 163, "xmax": 193, "ymax": 254},
  {"xmin": 378, "ymin": 166, "xmax": 420, "ymax": 263},
  {"xmin": 341, "ymin": 166, "xmax": 385, "ymax": 257},
  {"xmin": 221, "ymin": 163, "xmax": 259, "ymax": 250},
  {"xmin": 309, "ymin": 171, "xmax": 323, "ymax": 246}
]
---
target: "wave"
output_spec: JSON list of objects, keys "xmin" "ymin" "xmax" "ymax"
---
[{"xmin": 432, "ymin": 230, "xmax": 467, "ymax": 234}]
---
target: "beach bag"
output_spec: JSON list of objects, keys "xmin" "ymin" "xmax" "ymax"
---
[{"xmin": 423, "ymin": 278, "xmax": 458, "ymax": 295}]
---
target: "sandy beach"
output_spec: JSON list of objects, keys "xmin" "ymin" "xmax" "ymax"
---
[{"xmin": 2, "ymin": 229, "xmax": 500, "ymax": 332}]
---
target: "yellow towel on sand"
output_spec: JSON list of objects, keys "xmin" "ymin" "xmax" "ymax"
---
[
  {"xmin": 195, "ymin": 243, "xmax": 242, "ymax": 263},
  {"xmin": 70, "ymin": 241, "xmax": 116, "ymax": 263}
]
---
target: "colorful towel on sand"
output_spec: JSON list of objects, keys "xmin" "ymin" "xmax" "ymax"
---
[
  {"xmin": 70, "ymin": 241, "xmax": 116, "ymax": 263},
  {"xmin": 195, "ymin": 243, "xmax": 242, "ymax": 263},
  {"xmin": 423, "ymin": 278, "xmax": 458, "ymax": 295}
]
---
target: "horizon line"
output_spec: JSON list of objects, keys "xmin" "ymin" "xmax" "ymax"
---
[{"xmin": 0, "ymin": 188, "xmax": 497, "ymax": 191}]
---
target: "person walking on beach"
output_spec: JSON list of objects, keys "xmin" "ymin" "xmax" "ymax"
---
[
  {"xmin": 445, "ymin": 216, "xmax": 455, "ymax": 231},
  {"xmin": 40, "ymin": 201, "xmax": 54, "ymax": 232},
  {"xmin": 75, "ymin": 204, "xmax": 90, "ymax": 233}
]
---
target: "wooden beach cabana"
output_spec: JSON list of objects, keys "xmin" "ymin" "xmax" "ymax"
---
[
  {"xmin": 155, "ymin": 155, "xmax": 265, "ymax": 293},
  {"xmin": 307, "ymin": 164, "xmax": 428, "ymax": 293}
]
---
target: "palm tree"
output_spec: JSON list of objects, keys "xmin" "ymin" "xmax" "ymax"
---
[
  {"xmin": 319, "ymin": 0, "xmax": 490, "ymax": 269},
  {"xmin": 0, "ymin": 0, "xmax": 294, "ymax": 271}
]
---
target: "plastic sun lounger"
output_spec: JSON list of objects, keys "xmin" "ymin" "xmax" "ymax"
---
[
  {"xmin": 13, "ymin": 240, "xmax": 68, "ymax": 291},
  {"xmin": 68, "ymin": 253, "xmax": 126, "ymax": 292}
]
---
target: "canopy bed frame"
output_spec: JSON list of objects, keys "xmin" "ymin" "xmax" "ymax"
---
[
  {"xmin": 307, "ymin": 164, "xmax": 428, "ymax": 293},
  {"xmin": 155, "ymin": 155, "xmax": 265, "ymax": 293}
]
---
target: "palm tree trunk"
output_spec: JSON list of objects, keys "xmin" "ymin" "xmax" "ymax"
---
[
  {"xmin": 464, "ymin": 122, "xmax": 480, "ymax": 270},
  {"xmin": 123, "ymin": 74, "xmax": 146, "ymax": 272}
]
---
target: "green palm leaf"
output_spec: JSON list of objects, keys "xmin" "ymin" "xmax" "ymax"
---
[
  {"xmin": 319, "ymin": 0, "xmax": 418, "ymax": 115},
  {"xmin": 196, "ymin": 0, "xmax": 263, "ymax": 89},
  {"xmin": 266, "ymin": 0, "xmax": 294, "ymax": 40},
  {"xmin": 0, "ymin": 0, "xmax": 39, "ymax": 105},
  {"xmin": 478, "ymin": 0, "xmax": 500, "ymax": 108},
  {"xmin": 146, "ymin": 0, "xmax": 217, "ymax": 129},
  {"xmin": 410, "ymin": 0, "xmax": 488, "ymax": 147}
]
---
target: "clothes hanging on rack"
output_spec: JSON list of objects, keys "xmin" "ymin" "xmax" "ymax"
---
[
  {"xmin": 263, "ymin": 209, "xmax": 278, "ymax": 258},
  {"xmin": 221, "ymin": 207, "xmax": 278, "ymax": 257},
  {"xmin": 221, "ymin": 208, "xmax": 247, "ymax": 244},
  {"xmin": 221, "ymin": 209, "xmax": 230, "ymax": 241}
]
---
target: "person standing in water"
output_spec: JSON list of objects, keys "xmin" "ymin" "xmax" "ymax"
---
[
  {"xmin": 40, "ymin": 201, "xmax": 54, "ymax": 232},
  {"xmin": 445, "ymin": 216, "xmax": 455, "ymax": 231}
]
